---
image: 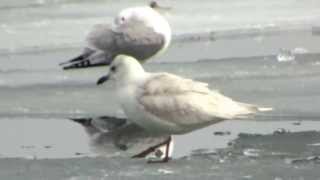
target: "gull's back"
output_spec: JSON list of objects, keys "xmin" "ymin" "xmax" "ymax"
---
[{"xmin": 136, "ymin": 72, "xmax": 263, "ymax": 134}]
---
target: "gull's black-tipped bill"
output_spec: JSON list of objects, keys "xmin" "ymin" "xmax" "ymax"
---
[{"xmin": 97, "ymin": 75, "xmax": 109, "ymax": 85}]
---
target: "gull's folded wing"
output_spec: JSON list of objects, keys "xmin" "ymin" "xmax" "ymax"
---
[{"xmin": 138, "ymin": 73, "xmax": 262, "ymax": 134}]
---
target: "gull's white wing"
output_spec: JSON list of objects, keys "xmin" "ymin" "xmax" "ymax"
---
[
  {"xmin": 61, "ymin": 24, "xmax": 165, "ymax": 70},
  {"xmin": 138, "ymin": 73, "xmax": 259, "ymax": 133}
]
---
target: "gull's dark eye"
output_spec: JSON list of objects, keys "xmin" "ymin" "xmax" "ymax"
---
[
  {"xmin": 121, "ymin": 17, "xmax": 125, "ymax": 21},
  {"xmin": 110, "ymin": 66, "xmax": 116, "ymax": 72}
]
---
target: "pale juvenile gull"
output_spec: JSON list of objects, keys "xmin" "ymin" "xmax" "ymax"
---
[
  {"xmin": 97, "ymin": 55, "xmax": 272, "ymax": 135},
  {"xmin": 60, "ymin": 6, "xmax": 171, "ymax": 70}
]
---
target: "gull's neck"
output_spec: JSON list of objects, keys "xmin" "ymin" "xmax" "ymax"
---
[{"xmin": 116, "ymin": 68, "xmax": 147, "ymax": 89}]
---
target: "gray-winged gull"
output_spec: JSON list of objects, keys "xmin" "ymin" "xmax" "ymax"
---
[{"xmin": 60, "ymin": 6, "xmax": 171, "ymax": 70}]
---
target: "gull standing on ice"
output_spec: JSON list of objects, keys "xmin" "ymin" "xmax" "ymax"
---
[
  {"xmin": 60, "ymin": 6, "xmax": 171, "ymax": 70},
  {"xmin": 97, "ymin": 55, "xmax": 272, "ymax": 135}
]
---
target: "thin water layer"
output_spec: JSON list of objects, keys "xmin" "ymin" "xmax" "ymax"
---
[{"xmin": 0, "ymin": 127, "xmax": 320, "ymax": 180}]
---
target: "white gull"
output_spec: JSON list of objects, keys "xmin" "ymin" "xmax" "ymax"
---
[{"xmin": 97, "ymin": 55, "xmax": 272, "ymax": 135}]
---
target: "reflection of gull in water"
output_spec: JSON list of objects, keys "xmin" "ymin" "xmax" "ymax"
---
[
  {"xmin": 96, "ymin": 55, "xmax": 272, "ymax": 160},
  {"xmin": 60, "ymin": 6, "xmax": 171, "ymax": 70},
  {"xmin": 149, "ymin": 1, "xmax": 172, "ymax": 11},
  {"xmin": 277, "ymin": 48, "xmax": 295, "ymax": 62},
  {"xmin": 71, "ymin": 116, "xmax": 173, "ymax": 162}
]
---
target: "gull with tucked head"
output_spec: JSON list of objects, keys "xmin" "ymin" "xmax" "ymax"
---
[
  {"xmin": 60, "ymin": 6, "xmax": 171, "ymax": 70},
  {"xmin": 97, "ymin": 55, "xmax": 272, "ymax": 135}
]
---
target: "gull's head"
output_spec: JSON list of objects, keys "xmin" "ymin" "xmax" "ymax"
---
[
  {"xmin": 115, "ymin": 6, "xmax": 165, "ymax": 27},
  {"xmin": 114, "ymin": 6, "xmax": 171, "ymax": 49},
  {"xmin": 97, "ymin": 55, "xmax": 145, "ymax": 86}
]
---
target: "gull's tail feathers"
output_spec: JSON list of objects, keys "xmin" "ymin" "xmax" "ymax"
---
[
  {"xmin": 234, "ymin": 102, "xmax": 273, "ymax": 119},
  {"xmin": 60, "ymin": 50, "xmax": 113, "ymax": 70},
  {"xmin": 241, "ymin": 102, "xmax": 273, "ymax": 113},
  {"xmin": 257, "ymin": 107, "xmax": 273, "ymax": 112}
]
